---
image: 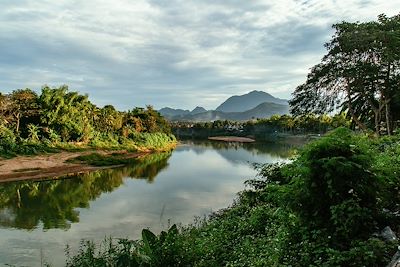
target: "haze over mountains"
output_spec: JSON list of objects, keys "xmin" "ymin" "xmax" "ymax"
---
[{"xmin": 159, "ymin": 91, "xmax": 289, "ymax": 121}]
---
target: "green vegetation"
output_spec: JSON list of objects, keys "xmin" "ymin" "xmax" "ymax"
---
[
  {"xmin": 66, "ymin": 128, "xmax": 400, "ymax": 266},
  {"xmin": 65, "ymin": 225, "xmax": 182, "ymax": 267},
  {"xmin": 68, "ymin": 149, "xmax": 176, "ymax": 167},
  {"xmin": 68, "ymin": 152, "xmax": 137, "ymax": 166},
  {"xmin": 173, "ymin": 113, "xmax": 350, "ymax": 140},
  {"xmin": 290, "ymin": 13, "xmax": 400, "ymax": 136},
  {"xmin": 245, "ymin": 113, "xmax": 350, "ymax": 139},
  {"xmin": 0, "ymin": 85, "xmax": 175, "ymax": 158}
]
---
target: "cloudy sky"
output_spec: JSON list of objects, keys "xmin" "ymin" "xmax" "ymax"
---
[{"xmin": 0, "ymin": 1, "xmax": 398, "ymax": 110}]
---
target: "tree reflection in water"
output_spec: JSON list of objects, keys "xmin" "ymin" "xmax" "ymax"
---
[
  {"xmin": 181, "ymin": 140, "xmax": 299, "ymax": 159},
  {"xmin": 0, "ymin": 152, "xmax": 171, "ymax": 230}
]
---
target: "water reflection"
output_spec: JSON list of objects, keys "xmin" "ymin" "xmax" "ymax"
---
[
  {"xmin": 182, "ymin": 140, "xmax": 296, "ymax": 156},
  {"xmin": 179, "ymin": 140, "xmax": 297, "ymax": 164},
  {"xmin": 0, "ymin": 152, "xmax": 171, "ymax": 230},
  {"xmin": 0, "ymin": 141, "xmax": 298, "ymax": 266}
]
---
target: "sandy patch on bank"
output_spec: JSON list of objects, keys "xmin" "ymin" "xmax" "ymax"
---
[
  {"xmin": 0, "ymin": 151, "xmax": 145, "ymax": 183},
  {"xmin": 208, "ymin": 136, "xmax": 255, "ymax": 143}
]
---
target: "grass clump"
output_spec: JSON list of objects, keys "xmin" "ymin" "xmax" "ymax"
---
[
  {"xmin": 0, "ymin": 131, "xmax": 176, "ymax": 159},
  {"xmin": 69, "ymin": 153, "xmax": 138, "ymax": 166}
]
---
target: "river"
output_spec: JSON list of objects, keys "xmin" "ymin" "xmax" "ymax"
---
[{"xmin": 0, "ymin": 140, "xmax": 296, "ymax": 266}]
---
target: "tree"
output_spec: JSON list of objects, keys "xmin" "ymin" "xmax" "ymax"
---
[
  {"xmin": 39, "ymin": 85, "xmax": 95, "ymax": 141},
  {"xmin": 290, "ymin": 14, "xmax": 400, "ymax": 135},
  {"xmin": 127, "ymin": 106, "xmax": 171, "ymax": 134},
  {"xmin": 9, "ymin": 89, "xmax": 39, "ymax": 134},
  {"xmin": 0, "ymin": 93, "xmax": 12, "ymax": 125},
  {"xmin": 95, "ymin": 105, "xmax": 123, "ymax": 133}
]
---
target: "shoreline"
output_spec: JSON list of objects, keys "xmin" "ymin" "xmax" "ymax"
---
[
  {"xmin": 0, "ymin": 150, "xmax": 150, "ymax": 183},
  {"xmin": 208, "ymin": 136, "xmax": 255, "ymax": 143}
]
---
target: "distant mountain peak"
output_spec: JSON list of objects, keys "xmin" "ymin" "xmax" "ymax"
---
[
  {"xmin": 168, "ymin": 101, "xmax": 289, "ymax": 122},
  {"xmin": 215, "ymin": 90, "xmax": 287, "ymax": 113},
  {"xmin": 159, "ymin": 91, "xmax": 289, "ymax": 121},
  {"xmin": 158, "ymin": 107, "xmax": 190, "ymax": 118},
  {"xmin": 191, "ymin": 106, "xmax": 207, "ymax": 115},
  {"xmin": 248, "ymin": 90, "xmax": 272, "ymax": 96}
]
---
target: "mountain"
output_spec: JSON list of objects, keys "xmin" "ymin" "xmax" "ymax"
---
[
  {"xmin": 159, "ymin": 91, "xmax": 290, "ymax": 121},
  {"xmin": 215, "ymin": 90, "xmax": 288, "ymax": 113},
  {"xmin": 177, "ymin": 110, "xmax": 226, "ymax": 121},
  {"xmin": 171, "ymin": 101, "xmax": 289, "ymax": 121},
  {"xmin": 190, "ymin": 106, "xmax": 207, "ymax": 115},
  {"xmin": 159, "ymin": 107, "xmax": 190, "ymax": 119},
  {"xmin": 158, "ymin": 106, "xmax": 208, "ymax": 119},
  {"xmin": 228, "ymin": 102, "xmax": 289, "ymax": 120}
]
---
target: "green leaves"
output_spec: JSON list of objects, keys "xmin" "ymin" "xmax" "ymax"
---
[
  {"xmin": 27, "ymin": 124, "xmax": 40, "ymax": 142},
  {"xmin": 0, "ymin": 85, "xmax": 176, "ymax": 158},
  {"xmin": 67, "ymin": 225, "xmax": 182, "ymax": 267},
  {"xmin": 141, "ymin": 229, "xmax": 158, "ymax": 258},
  {"xmin": 290, "ymin": 13, "xmax": 400, "ymax": 135},
  {"xmin": 39, "ymin": 85, "xmax": 94, "ymax": 142}
]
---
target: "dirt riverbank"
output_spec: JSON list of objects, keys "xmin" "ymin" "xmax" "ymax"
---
[{"xmin": 0, "ymin": 150, "xmax": 147, "ymax": 183}]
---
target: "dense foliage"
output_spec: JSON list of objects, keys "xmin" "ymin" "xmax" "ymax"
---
[
  {"xmin": 290, "ymin": 13, "xmax": 400, "ymax": 135},
  {"xmin": 245, "ymin": 113, "xmax": 350, "ymax": 136},
  {"xmin": 0, "ymin": 85, "xmax": 175, "ymax": 157},
  {"xmin": 173, "ymin": 113, "xmax": 350, "ymax": 140},
  {"xmin": 66, "ymin": 128, "xmax": 400, "ymax": 266}
]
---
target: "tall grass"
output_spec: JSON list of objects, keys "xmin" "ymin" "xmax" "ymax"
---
[{"xmin": 0, "ymin": 131, "xmax": 176, "ymax": 158}]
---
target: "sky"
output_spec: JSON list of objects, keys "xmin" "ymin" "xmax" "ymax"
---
[{"xmin": 0, "ymin": 1, "xmax": 398, "ymax": 110}]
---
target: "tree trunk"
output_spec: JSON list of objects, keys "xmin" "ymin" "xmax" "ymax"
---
[
  {"xmin": 385, "ymin": 63, "xmax": 393, "ymax": 135},
  {"xmin": 16, "ymin": 188, "xmax": 21, "ymax": 208},
  {"xmin": 366, "ymin": 98, "xmax": 381, "ymax": 136},
  {"xmin": 374, "ymin": 112, "xmax": 380, "ymax": 136},
  {"xmin": 385, "ymin": 101, "xmax": 392, "ymax": 135},
  {"xmin": 345, "ymin": 86, "xmax": 368, "ymax": 132},
  {"xmin": 15, "ymin": 112, "xmax": 20, "ymax": 133}
]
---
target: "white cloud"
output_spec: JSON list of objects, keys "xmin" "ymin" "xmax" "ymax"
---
[{"xmin": 0, "ymin": 0, "xmax": 398, "ymax": 109}]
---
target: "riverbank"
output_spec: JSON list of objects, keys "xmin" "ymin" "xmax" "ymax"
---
[
  {"xmin": 208, "ymin": 136, "xmax": 255, "ymax": 142},
  {"xmin": 0, "ymin": 150, "xmax": 153, "ymax": 183},
  {"xmin": 0, "ymin": 131, "xmax": 178, "ymax": 182}
]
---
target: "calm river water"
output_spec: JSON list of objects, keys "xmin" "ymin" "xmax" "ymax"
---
[{"xmin": 0, "ymin": 141, "xmax": 296, "ymax": 266}]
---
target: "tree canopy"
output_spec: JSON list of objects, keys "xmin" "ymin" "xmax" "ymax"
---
[
  {"xmin": 290, "ymin": 13, "xmax": 400, "ymax": 135},
  {"xmin": 0, "ymin": 85, "xmax": 174, "ymax": 156}
]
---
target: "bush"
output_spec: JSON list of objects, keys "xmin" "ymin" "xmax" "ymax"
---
[
  {"xmin": 0, "ymin": 124, "xmax": 16, "ymax": 142},
  {"xmin": 133, "ymin": 133, "xmax": 176, "ymax": 151},
  {"xmin": 286, "ymin": 128, "xmax": 380, "ymax": 237},
  {"xmin": 66, "ymin": 225, "xmax": 185, "ymax": 267}
]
